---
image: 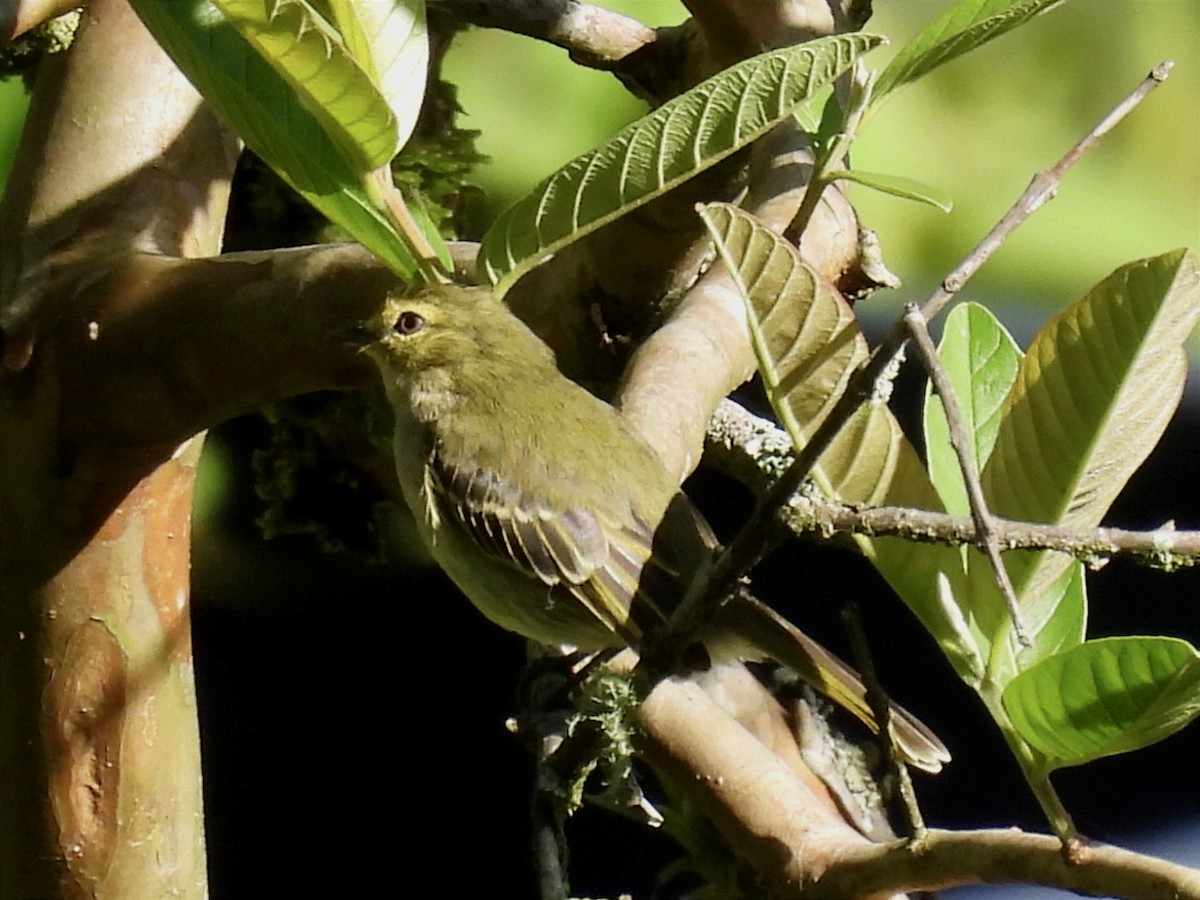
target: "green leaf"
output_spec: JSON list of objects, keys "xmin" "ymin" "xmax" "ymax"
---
[
  {"xmin": 874, "ymin": 0, "xmax": 1066, "ymax": 102},
  {"xmin": 982, "ymin": 250, "xmax": 1200, "ymax": 602},
  {"xmin": 699, "ymin": 203, "xmax": 979, "ymax": 674},
  {"xmin": 1016, "ymin": 558, "xmax": 1086, "ymax": 666},
  {"xmin": 479, "ymin": 33, "xmax": 884, "ymax": 295},
  {"xmin": 922, "ymin": 302, "xmax": 1021, "ymax": 516},
  {"xmin": 323, "ymin": 0, "xmax": 428, "ymax": 151},
  {"xmin": 792, "ymin": 89, "xmax": 833, "ymax": 134},
  {"xmin": 129, "ymin": 0, "xmax": 420, "ymax": 279},
  {"xmin": 917, "ymin": 301, "xmax": 1047, "ymax": 677},
  {"xmin": 834, "ymin": 169, "xmax": 953, "ymax": 212},
  {"xmin": 214, "ymin": 0, "xmax": 400, "ymax": 170},
  {"xmin": 1003, "ymin": 636, "xmax": 1200, "ymax": 772}
]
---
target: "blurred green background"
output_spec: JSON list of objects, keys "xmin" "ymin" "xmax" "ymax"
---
[
  {"xmin": 0, "ymin": 76, "xmax": 27, "ymax": 196},
  {"xmin": 2, "ymin": 1, "xmax": 1196, "ymax": 308}
]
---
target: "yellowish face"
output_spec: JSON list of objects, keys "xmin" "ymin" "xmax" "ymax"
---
[
  {"xmin": 364, "ymin": 290, "xmax": 483, "ymax": 377},
  {"xmin": 363, "ymin": 285, "xmax": 556, "ymax": 383}
]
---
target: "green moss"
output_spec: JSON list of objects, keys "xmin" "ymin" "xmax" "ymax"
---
[{"xmin": 0, "ymin": 8, "xmax": 81, "ymax": 86}]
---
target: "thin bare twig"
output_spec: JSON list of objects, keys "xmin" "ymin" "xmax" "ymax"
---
[
  {"xmin": 841, "ymin": 602, "xmax": 925, "ymax": 841},
  {"xmin": 686, "ymin": 62, "xmax": 1174, "ymax": 624},
  {"xmin": 709, "ymin": 398, "xmax": 1200, "ymax": 570},
  {"xmin": 903, "ymin": 302, "xmax": 1028, "ymax": 645},
  {"xmin": 927, "ymin": 60, "xmax": 1174, "ymax": 310}
]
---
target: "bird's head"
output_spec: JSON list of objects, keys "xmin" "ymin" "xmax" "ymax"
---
[
  {"xmin": 356, "ymin": 286, "xmax": 476, "ymax": 376},
  {"xmin": 354, "ymin": 284, "xmax": 558, "ymax": 395}
]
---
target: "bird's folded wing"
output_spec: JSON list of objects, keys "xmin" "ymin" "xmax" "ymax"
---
[
  {"xmin": 427, "ymin": 447, "xmax": 679, "ymax": 644},
  {"xmin": 427, "ymin": 446, "xmax": 949, "ymax": 773}
]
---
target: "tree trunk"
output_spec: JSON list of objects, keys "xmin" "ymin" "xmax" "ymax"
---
[{"xmin": 0, "ymin": 1, "xmax": 236, "ymax": 893}]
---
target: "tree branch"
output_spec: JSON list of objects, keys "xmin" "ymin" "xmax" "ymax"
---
[
  {"xmin": 434, "ymin": 0, "xmax": 656, "ymax": 68},
  {"xmin": 681, "ymin": 0, "xmax": 870, "ymax": 66},
  {"xmin": 642, "ymin": 678, "xmax": 1200, "ymax": 898},
  {"xmin": 0, "ymin": 1, "xmax": 228, "ymax": 894},
  {"xmin": 637, "ymin": 675, "xmax": 890, "ymax": 898},
  {"xmin": 806, "ymin": 827, "xmax": 1200, "ymax": 900}
]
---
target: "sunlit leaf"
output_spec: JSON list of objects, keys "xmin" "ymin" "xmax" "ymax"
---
[
  {"xmin": 130, "ymin": 0, "xmax": 420, "ymax": 279},
  {"xmin": 982, "ymin": 250, "xmax": 1200, "ymax": 601},
  {"xmin": 1004, "ymin": 636, "xmax": 1200, "ymax": 772},
  {"xmin": 699, "ymin": 203, "xmax": 977, "ymax": 674},
  {"xmin": 964, "ymin": 548, "xmax": 1087, "ymax": 678},
  {"xmin": 324, "ymin": 0, "xmax": 428, "ymax": 151},
  {"xmin": 699, "ymin": 202, "xmax": 895, "ymax": 502},
  {"xmin": 214, "ymin": 0, "xmax": 400, "ymax": 170},
  {"xmin": 480, "ymin": 33, "xmax": 884, "ymax": 295},
  {"xmin": 1016, "ymin": 559, "xmax": 1086, "ymax": 666},
  {"xmin": 874, "ymin": 0, "xmax": 1065, "ymax": 102}
]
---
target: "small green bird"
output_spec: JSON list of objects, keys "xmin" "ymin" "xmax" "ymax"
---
[{"xmin": 361, "ymin": 283, "xmax": 948, "ymax": 773}]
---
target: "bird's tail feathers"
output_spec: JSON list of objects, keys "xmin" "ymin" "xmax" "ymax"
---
[{"xmin": 710, "ymin": 593, "xmax": 951, "ymax": 774}]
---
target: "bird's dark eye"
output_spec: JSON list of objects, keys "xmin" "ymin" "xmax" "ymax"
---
[{"xmin": 394, "ymin": 311, "xmax": 426, "ymax": 335}]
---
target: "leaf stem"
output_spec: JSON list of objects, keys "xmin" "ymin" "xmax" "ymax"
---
[
  {"xmin": 790, "ymin": 60, "xmax": 875, "ymax": 242},
  {"xmin": 365, "ymin": 167, "xmax": 449, "ymax": 284},
  {"xmin": 979, "ymin": 689, "xmax": 1079, "ymax": 846}
]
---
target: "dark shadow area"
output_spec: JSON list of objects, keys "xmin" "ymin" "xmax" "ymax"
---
[{"xmin": 193, "ymin": 380, "xmax": 1200, "ymax": 897}]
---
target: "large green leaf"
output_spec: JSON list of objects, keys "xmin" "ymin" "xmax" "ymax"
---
[
  {"xmin": 874, "ymin": 0, "xmax": 1065, "ymax": 102},
  {"xmin": 479, "ymin": 33, "xmax": 884, "ymax": 295},
  {"xmin": 699, "ymin": 203, "xmax": 978, "ymax": 675},
  {"xmin": 1003, "ymin": 636, "xmax": 1200, "ymax": 773},
  {"xmin": 981, "ymin": 250, "xmax": 1200, "ymax": 602},
  {"xmin": 923, "ymin": 301, "xmax": 1022, "ymax": 517},
  {"xmin": 214, "ymin": 0, "xmax": 400, "ymax": 171},
  {"xmin": 129, "ymin": 0, "xmax": 420, "ymax": 279},
  {"xmin": 322, "ymin": 0, "xmax": 428, "ymax": 151}
]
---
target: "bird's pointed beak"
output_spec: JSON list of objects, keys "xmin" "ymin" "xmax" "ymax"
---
[{"xmin": 339, "ymin": 321, "xmax": 377, "ymax": 349}]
